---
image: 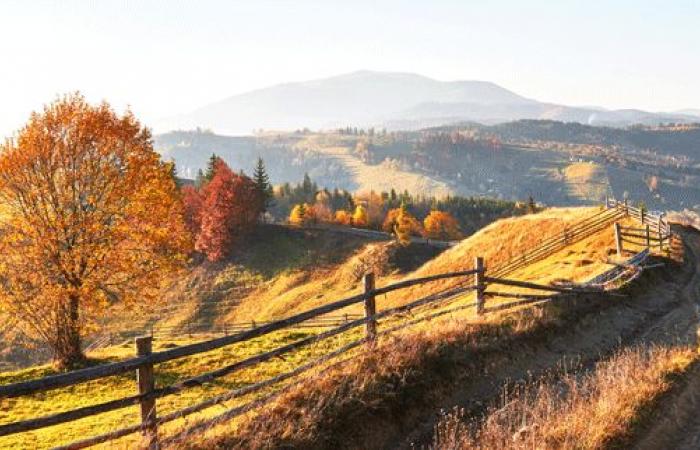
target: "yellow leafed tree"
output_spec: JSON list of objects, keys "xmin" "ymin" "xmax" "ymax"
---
[
  {"xmin": 352, "ymin": 204, "xmax": 369, "ymax": 227},
  {"xmin": 392, "ymin": 202, "xmax": 420, "ymax": 246},
  {"xmin": 0, "ymin": 94, "xmax": 193, "ymax": 368},
  {"xmin": 289, "ymin": 203, "xmax": 308, "ymax": 226}
]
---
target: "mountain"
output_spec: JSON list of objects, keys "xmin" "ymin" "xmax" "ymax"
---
[
  {"xmin": 676, "ymin": 109, "xmax": 700, "ymax": 117},
  {"xmin": 154, "ymin": 71, "xmax": 698, "ymax": 134}
]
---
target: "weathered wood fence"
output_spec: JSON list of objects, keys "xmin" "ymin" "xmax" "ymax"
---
[
  {"xmin": 0, "ymin": 266, "xmax": 609, "ymax": 449},
  {"xmin": 0, "ymin": 200, "xmax": 667, "ymax": 449},
  {"xmin": 607, "ymin": 197, "xmax": 672, "ymax": 256}
]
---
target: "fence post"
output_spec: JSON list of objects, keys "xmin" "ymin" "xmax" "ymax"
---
[
  {"xmin": 614, "ymin": 222, "xmax": 623, "ymax": 257},
  {"xmin": 475, "ymin": 257, "xmax": 485, "ymax": 315},
  {"xmin": 604, "ymin": 195, "xmax": 609, "ymax": 209},
  {"xmin": 645, "ymin": 224, "xmax": 651, "ymax": 249},
  {"xmin": 641, "ymin": 208, "xmax": 646, "ymax": 225},
  {"xmin": 623, "ymin": 198, "xmax": 629, "ymax": 216},
  {"xmin": 363, "ymin": 273, "xmax": 377, "ymax": 342},
  {"xmin": 135, "ymin": 336, "xmax": 158, "ymax": 449},
  {"xmin": 658, "ymin": 216, "xmax": 664, "ymax": 251}
]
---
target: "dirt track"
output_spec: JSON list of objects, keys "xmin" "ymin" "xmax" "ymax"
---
[{"xmin": 396, "ymin": 227, "xmax": 700, "ymax": 449}]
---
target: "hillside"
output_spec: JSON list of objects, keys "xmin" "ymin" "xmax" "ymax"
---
[
  {"xmin": 156, "ymin": 123, "xmax": 700, "ymax": 212},
  {"xmin": 0, "ymin": 207, "xmax": 636, "ymax": 447},
  {"xmin": 153, "ymin": 71, "xmax": 697, "ymax": 134}
]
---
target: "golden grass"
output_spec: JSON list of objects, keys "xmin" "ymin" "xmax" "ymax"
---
[
  {"xmin": 179, "ymin": 310, "xmax": 556, "ymax": 450},
  {"xmin": 432, "ymin": 345, "xmax": 698, "ymax": 449},
  {"xmin": 231, "ymin": 207, "xmax": 632, "ymax": 323},
  {"xmin": 0, "ymin": 328, "xmax": 364, "ymax": 449}
]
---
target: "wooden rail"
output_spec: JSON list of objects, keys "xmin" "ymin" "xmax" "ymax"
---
[
  {"xmin": 607, "ymin": 197, "xmax": 672, "ymax": 256},
  {"xmin": 0, "ymin": 199, "xmax": 665, "ymax": 448}
]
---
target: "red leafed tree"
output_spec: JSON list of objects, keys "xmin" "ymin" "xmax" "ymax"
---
[
  {"xmin": 182, "ymin": 185, "xmax": 204, "ymax": 235},
  {"xmin": 194, "ymin": 160, "xmax": 261, "ymax": 261}
]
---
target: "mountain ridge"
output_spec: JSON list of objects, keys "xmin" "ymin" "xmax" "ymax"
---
[{"xmin": 154, "ymin": 70, "xmax": 698, "ymax": 134}]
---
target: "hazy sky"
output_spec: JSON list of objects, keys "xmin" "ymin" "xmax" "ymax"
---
[{"xmin": 1, "ymin": 0, "xmax": 698, "ymax": 137}]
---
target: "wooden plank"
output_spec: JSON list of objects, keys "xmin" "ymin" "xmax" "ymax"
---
[
  {"xmin": 371, "ymin": 269, "xmax": 478, "ymax": 296},
  {"xmin": 483, "ymin": 276, "xmax": 601, "ymax": 294},
  {"xmin": 475, "ymin": 257, "xmax": 485, "ymax": 315},
  {"xmin": 0, "ymin": 393, "xmax": 144, "ymax": 437},
  {"xmin": 615, "ymin": 222, "xmax": 623, "ymax": 257},
  {"xmin": 363, "ymin": 273, "xmax": 377, "ymax": 341},
  {"xmin": 135, "ymin": 337, "xmax": 157, "ymax": 450}
]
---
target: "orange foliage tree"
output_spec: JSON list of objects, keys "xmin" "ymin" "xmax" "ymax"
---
[
  {"xmin": 423, "ymin": 210, "xmax": 462, "ymax": 240},
  {"xmin": 195, "ymin": 160, "xmax": 261, "ymax": 261},
  {"xmin": 382, "ymin": 206, "xmax": 422, "ymax": 236},
  {"xmin": 0, "ymin": 94, "xmax": 192, "ymax": 368},
  {"xmin": 334, "ymin": 210, "xmax": 352, "ymax": 225}
]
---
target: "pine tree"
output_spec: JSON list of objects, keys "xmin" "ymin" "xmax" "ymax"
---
[
  {"xmin": 204, "ymin": 153, "xmax": 221, "ymax": 183},
  {"xmin": 253, "ymin": 157, "xmax": 274, "ymax": 213}
]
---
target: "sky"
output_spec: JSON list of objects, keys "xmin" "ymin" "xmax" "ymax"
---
[{"xmin": 1, "ymin": 0, "xmax": 699, "ymax": 138}]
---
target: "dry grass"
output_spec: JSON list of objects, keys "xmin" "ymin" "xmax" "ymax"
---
[
  {"xmin": 395, "ymin": 207, "xmax": 628, "ymax": 302},
  {"xmin": 432, "ymin": 345, "xmax": 698, "ymax": 450},
  {"xmin": 176, "ymin": 307, "xmax": 560, "ymax": 450}
]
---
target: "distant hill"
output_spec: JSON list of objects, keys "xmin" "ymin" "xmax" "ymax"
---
[
  {"xmin": 154, "ymin": 70, "xmax": 698, "ymax": 133},
  {"xmin": 156, "ymin": 120, "xmax": 700, "ymax": 212}
]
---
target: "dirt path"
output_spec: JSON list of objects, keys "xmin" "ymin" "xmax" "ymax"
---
[
  {"xmin": 627, "ymin": 228, "xmax": 700, "ymax": 450},
  {"xmin": 395, "ymin": 228, "xmax": 700, "ymax": 449}
]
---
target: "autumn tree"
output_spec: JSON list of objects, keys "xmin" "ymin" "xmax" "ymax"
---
[
  {"xmin": 289, "ymin": 203, "xmax": 308, "ymax": 226},
  {"xmin": 382, "ymin": 205, "xmax": 422, "ymax": 236},
  {"xmin": 354, "ymin": 190, "xmax": 384, "ymax": 228},
  {"xmin": 352, "ymin": 204, "xmax": 369, "ymax": 227},
  {"xmin": 182, "ymin": 185, "xmax": 204, "ymax": 235},
  {"xmin": 334, "ymin": 210, "xmax": 352, "ymax": 225},
  {"xmin": 0, "ymin": 94, "xmax": 192, "ymax": 368},
  {"xmin": 383, "ymin": 203, "xmax": 422, "ymax": 246},
  {"xmin": 195, "ymin": 160, "xmax": 261, "ymax": 261},
  {"xmin": 423, "ymin": 210, "xmax": 462, "ymax": 240},
  {"xmin": 392, "ymin": 202, "xmax": 418, "ymax": 246}
]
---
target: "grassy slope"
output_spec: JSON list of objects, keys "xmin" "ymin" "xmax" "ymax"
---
[{"xmin": 0, "ymin": 207, "xmax": 642, "ymax": 449}]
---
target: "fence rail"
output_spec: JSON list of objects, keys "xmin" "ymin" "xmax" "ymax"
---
[{"xmin": 0, "ymin": 199, "xmax": 668, "ymax": 448}]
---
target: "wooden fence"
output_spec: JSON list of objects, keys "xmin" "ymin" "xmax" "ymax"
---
[
  {"xmin": 0, "ymin": 200, "xmax": 666, "ymax": 449},
  {"xmin": 606, "ymin": 197, "xmax": 672, "ymax": 257},
  {"xmin": 0, "ymin": 265, "xmax": 612, "ymax": 449}
]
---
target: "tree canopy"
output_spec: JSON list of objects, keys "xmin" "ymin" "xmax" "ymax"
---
[{"xmin": 0, "ymin": 94, "xmax": 192, "ymax": 368}]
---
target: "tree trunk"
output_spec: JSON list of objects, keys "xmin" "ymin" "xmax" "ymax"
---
[{"xmin": 54, "ymin": 294, "xmax": 86, "ymax": 370}]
